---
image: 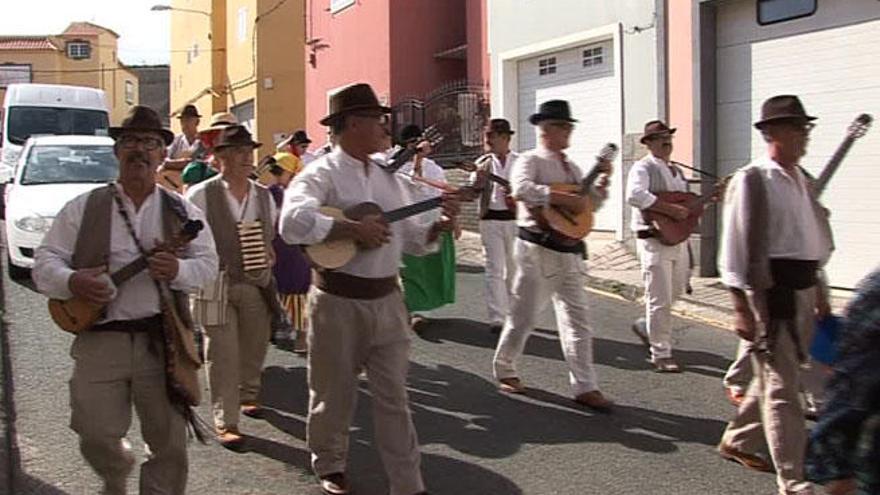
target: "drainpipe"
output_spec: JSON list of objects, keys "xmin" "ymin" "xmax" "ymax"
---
[{"xmin": 656, "ymin": 0, "xmax": 668, "ymax": 122}]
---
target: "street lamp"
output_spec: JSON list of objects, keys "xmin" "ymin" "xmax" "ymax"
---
[{"xmin": 150, "ymin": 4, "xmax": 211, "ymax": 18}]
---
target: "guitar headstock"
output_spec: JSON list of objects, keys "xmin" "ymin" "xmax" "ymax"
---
[
  {"xmin": 421, "ymin": 125, "xmax": 445, "ymax": 149},
  {"xmin": 597, "ymin": 143, "xmax": 619, "ymax": 162},
  {"xmin": 848, "ymin": 113, "xmax": 873, "ymax": 140}
]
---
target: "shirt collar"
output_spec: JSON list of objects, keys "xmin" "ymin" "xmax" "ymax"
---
[
  {"xmin": 114, "ymin": 182, "xmax": 158, "ymax": 210},
  {"xmin": 535, "ymin": 145, "xmax": 566, "ymax": 162},
  {"xmin": 760, "ymin": 156, "xmax": 803, "ymax": 184}
]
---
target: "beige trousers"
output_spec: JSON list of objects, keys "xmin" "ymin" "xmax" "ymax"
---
[
  {"xmin": 637, "ymin": 238, "xmax": 690, "ymax": 361},
  {"xmin": 307, "ymin": 287, "xmax": 425, "ymax": 495},
  {"xmin": 721, "ymin": 287, "xmax": 817, "ymax": 495},
  {"xmin": 70, "ymin": 330, "xmax": 187, "ymax": 495},
  {"xmin": 205, "ymin": 282, "xmax": 272, "ymax": 429},
  {"xmin": 479, "ymin": 219, "xmax": 517, "ymax": 325}
]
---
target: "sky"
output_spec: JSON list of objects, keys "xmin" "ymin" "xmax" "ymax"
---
[{"xmin": 0, "ymin": 0, "xmax": 171, "ymax": 65}]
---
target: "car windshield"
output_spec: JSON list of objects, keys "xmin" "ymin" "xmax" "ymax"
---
[
  {"xmin": 6, "ymin": 106, "xmax": 109, "ymax": 145},
  {"xmin": 21, "ymin": 144, "xmax": 118, "ymax": 185}
]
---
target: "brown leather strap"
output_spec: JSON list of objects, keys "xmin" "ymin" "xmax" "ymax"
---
[{"xmin": 314, "ymin": 271, "xmax": 398, "ymax": 300}]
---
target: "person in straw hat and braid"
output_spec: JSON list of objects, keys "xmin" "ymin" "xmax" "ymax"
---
[
  {"xmin": 33, "ymin": 105, "xmax": 218, "ymax": 494},
  {"xmin": 280, "ymin": 83, "xmax": 459, "ymax": 495},
  {"xmin": 185, "ymin": 125, "xmax": 278, "ymax": 448}
]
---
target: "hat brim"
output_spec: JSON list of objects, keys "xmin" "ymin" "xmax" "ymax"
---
[
  {"xmin": 319, "ymin": 104, "xmax": 391, "ymax": 126},
  {"xmin": 640, "ymin": 128, "xmax": 677, "ymax": 144},
  {"xmin": 528, "ymin": 114, "xmax": 578, "ymax": 126},
  {"xmin": 213, "ymin": 141, "xmax": 262, "ymax": 151},
  {"xmin": 754, "ymin": 114, "xmax": 817, "ymax": 130},
  {"xmin": 108, "ymin": 127, "xmax": 175, "ymax": 146},
  {"xmin": 178, "ymin": 113, "xmax": 201, "ymax": 119}
]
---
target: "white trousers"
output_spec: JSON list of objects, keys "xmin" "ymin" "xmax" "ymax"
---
[
  {"xmin": 638, "ymin": 238, "xmax": 690, "ymax": 360},
  {"xmin": 479, "ymin": 219, "xmax": 517, "ymax": 325},
  {"xmin": 493, "ymin": 238, "xmax": 599, "ymax": 396}
]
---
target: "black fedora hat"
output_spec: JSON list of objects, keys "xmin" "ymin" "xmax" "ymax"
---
[
  {"xmin": 640, "ymin": 120, "xmax": 677, "ymax": 144},
  {"xmin": 488, "ymin": 118, "xmax": 515, "ymax": 135},
  {"xmin": 179, "ymin": 104, "xmax": 201, "ymax": 119},
  {"xmin": 529, "ymin": 100, "xmax": 578, "ymax": 125},
  {"xmin": 754, "ymin": 95, "xmax": 817, "ymax": 129},
  {"xmin": 399, "ymin": 124, "xmax": 422, "ymax": 144},
  {"xmin": 109, "ymin": 105, "xmax": 175, "ymax": 146},
  {"xmin": 277, "ymin": 129, "xmax": 312, "ymax": 149},
  {"xmin": 320, "ymin": 83, "xmax": 391, "ymax": 126},
  {"xmin": 213, "ymin": 125, "xmax": 262, "ymax": 150}
]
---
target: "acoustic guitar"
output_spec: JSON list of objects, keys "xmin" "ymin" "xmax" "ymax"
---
[
  {"xmin": 47, "ymin": 220, "xmax": 204, "ymax": 334},
  {"xmin": 453, "ymin": 156, "xmax": 516, "ymax": 211},
  {"xmin": 641, "ymin": 175, "xmax": 730, "ymax": 246},
  {"xmin": 304, "ymin": 197, "xmax": 444, "ymax": 269},
  {"xmin": 813, "ymin": 113, "xmax": 872, "ymax": 198},
  {"xmin": 539, "ymin": 143, "xmax": 618, "ymax": 240}
]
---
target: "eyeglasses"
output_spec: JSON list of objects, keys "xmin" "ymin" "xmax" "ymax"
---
[
  {"xmin": 118, "ymin": 135, "xmax": 164, "ymax": 151},
  {"xmin": 547, "ymin": 122, "xmax": 575, "ymax": 131},
  {"xmin": 352, "ymin": 113, "xmax": 390, "ymax": 125}
]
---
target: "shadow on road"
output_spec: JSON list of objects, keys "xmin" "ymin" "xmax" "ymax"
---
[
  {"xmin": 13, "ymin": 472, "xmax": 71, "ymax": 494},
  {"xmin": 416, "ymin": 317, "xmax": 731, "ymax": 379}
]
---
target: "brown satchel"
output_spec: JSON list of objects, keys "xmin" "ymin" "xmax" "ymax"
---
[{"xmin": 157, "ymin": 282, "xmax": 202, "ymax": 406}]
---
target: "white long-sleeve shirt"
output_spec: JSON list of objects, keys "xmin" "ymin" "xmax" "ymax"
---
[
  {"xmin": 626, "ymin": 154, "xmax": 688, "ymax": 232},
  {"xmin": 34, "ymin": 184, "xmax": 219, "ymax": 323},
  {"xmin": 510, "ymin": 146, "xmax": 589, "ymax": 230},
  {"xmin": 185, "ymin": 177, "xmax": 278, "ymax": 225},
  {"xmin": 718, "ymin": 156, "xmax": 832, "ymax": 290},
  {"xmin": 468, "ymin": 151, "xmax": 518, "ymax": 211},
  {"xmin": 279, "ymin": 148, "xmax": 438, "ymax": 278}
]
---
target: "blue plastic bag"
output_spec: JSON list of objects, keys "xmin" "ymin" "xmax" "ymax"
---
[{"xmin": 810, "ymin": 314, "xmax": 841, "ymax": 366}]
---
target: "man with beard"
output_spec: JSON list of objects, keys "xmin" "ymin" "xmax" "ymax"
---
[
  {"xmin": 716, "ymin": 95, "xmax": 833, "ymax": 495},
  {"xmin": 33, "ymin": 105, "xmax": 218, "ymax": 494},
  {"xmin": 625, "ymin": 120, "xmax": 692, "ymax": 372}
]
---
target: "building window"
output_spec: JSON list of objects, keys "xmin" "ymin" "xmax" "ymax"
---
[
  {"xmin": 757, "ymin": 0, "xmax": 817, "ymax": 25},
  {"xmin": 192, "ymin": 42, "xmax": 199, "ymax": 59},
  {"xmin": 538, "ymin": 57, "xmax": 557, "ymax": 76},
  {"xmin": 66, "ymin": 41, "xmax": 91, "ymax": 60},
  {"xmin": 237, "ymin": 7, "xmax": 248, "ymax": 42},
  {"xmin": 582, "ymin": 46, "xmax": 604, "ymax": 68},
  {"xmin": 330, "ymin": 0, "xmax": 355, "ymax": 14},
  {"xmin": 0, "ymin": 64, "xmax": 32, "ymax": 88},
  {"xmin": 125, "ymin": 81, "xmax": 135, "ymax": 105}
]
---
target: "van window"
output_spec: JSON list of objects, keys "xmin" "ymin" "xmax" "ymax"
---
[
  {"xmin": 6, "ymin": 106, "xmax": 109, "ymax": 145},
  {"xmin": 21, "ymin": 144, "xmax": 117, "ymax": 185}
]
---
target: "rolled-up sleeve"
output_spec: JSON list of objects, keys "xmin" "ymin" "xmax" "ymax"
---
[
  {"xmin": 511, "ymin": 154, "xmax": 551, "ymax": 207},
  {"xmin": 33, "ymin": 196, "xmax": 86, "ymax": 300},
  {"xmin": 279, "ymin": 169, "xmax": 335, "ymax": 245},
  {"xmin": 626, "ymin": 162, "xmax": 657, "ymax": 210},
  {"xmin": 170, "ymin": 200, "xmax": 218, "ymax": 291},
  {"xmin": 718, "ymin": 171, "xmax": 749, "ymax": 290}
]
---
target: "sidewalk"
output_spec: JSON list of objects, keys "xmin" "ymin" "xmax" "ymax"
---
[{"xmin": 456, "ymin": 230, "xmax": 851, "ymax": 330}]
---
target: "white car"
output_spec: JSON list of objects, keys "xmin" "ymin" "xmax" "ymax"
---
[{"xmin": 4, "ymin": 135, "xmax": 117, "ymax": 279}]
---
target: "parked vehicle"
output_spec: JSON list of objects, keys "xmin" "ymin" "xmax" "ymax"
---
[
  {"xmin": 4, "ymin": 135, "xmax": 117, "ymax": 279},
  {"xmin": 1, "ymin": 83, "xmax": 110, "ymax": 185}
]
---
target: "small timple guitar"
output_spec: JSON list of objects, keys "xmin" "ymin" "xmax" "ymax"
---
[
  {"xmin": 47, "ymin": 220, "xmax": 204, "ymax": 334},
  {"xmin": 453, "ymin": 156, "xmax": 517, "ymax": 211},
  {"xmin": 304, "ymin": 197, "xmax": 445, "ymax": 269},
  {"xmin": 539, "ymin": 143, "xmax": 618, "ymax": 240}
]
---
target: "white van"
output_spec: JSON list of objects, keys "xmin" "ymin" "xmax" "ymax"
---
[{"xmin": 0, "ymin": 83, "xmax": 110, "ymax": 183}]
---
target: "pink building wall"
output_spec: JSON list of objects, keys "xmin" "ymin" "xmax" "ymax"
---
[
  {"xmin": 667, "ymin": 1, "xmax": 694, "ymax": 166},
  {"xmin": 304, "ymin": 0, "xmax": 392, "ymax": 148},
  {"xmin": 466, "ymin": 0, "xmax": 490, "ymax": 88},
  {"xmin": 388, "ymin": 0, "xmax": 467, "ymax": 100}
]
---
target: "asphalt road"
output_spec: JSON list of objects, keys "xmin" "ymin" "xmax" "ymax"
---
[{"xmin": 1, "ymin": 266, "xmax": 777, "ymax": 494}]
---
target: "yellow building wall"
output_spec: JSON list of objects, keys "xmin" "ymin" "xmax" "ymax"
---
[
  {"xmin": 225, "ymin": 0, "xmax": 258, "ymax": 130},
  {"xmin": 0, "ymin": 49, "xmax": 64, "ymax": 104},
  {"xmin": 170, "ymin": 0, "xmax": 216, "ymax": 133},
  {"xmin": 255, "ymin": 0, "xmax": 305, "ymax": 156}
]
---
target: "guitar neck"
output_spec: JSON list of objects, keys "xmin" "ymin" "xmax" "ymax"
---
[
  {"xmin": 110, "ymin": 256, "xmax": 150, "ymax": 288},
  {"xmin": 814, "ymin": 136, "xmax": 855, "ymax": 198},
  {"xmin": 487, "ymin": 173, "xmax": 510, "ymax": 189},
  {"xmin": 383, "ymin": 197, "xmax": 444, "ymax": 223},
  {"xmin": 579, "ymin": 163, "xmax": 605, "ymax": 192}
]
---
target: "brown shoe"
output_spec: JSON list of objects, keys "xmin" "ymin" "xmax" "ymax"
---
[
  {"xmin": 652, "ymin": 357, "xmax": 682, "ymax": 373},
  {"xmin": 498, "ymin": 377, "xmax": 526, "ymax": 394},
  {"xmin": 718, "ymin": 442, "xmax": 774, "ymax": 473},
  {"xmin": 319, "ymin": 472, "xmax": 351, "ymax": 495},
  {"xmin": 240, "ymin": 403, "xmax": 264, "ymax": 419},
  {"xmin": 574, "ymin": 390, "xmax": 614, "ymax": 413},
  {"xmin": 216, "ymin": 426, "xmax": 244, "ymax": 448}
]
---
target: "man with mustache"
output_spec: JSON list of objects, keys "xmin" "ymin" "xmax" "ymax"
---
[
  {"xmin": 185, "ymin": 125, "xmax": 277, "ymax": 448},
  {"xmin": 625, "ymin": 120, "xmax": 692, "ymax": 372},
  {"xmin": 33, "ymin": 105, "xmax": 218, "ymax": 494}
]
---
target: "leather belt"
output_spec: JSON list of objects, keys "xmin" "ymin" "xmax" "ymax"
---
[
  {"xmin": 314, "ymin": 270, "xmax": 399, "ymax": 300},
  {"xmin": 518, "ymin": 228, "xmax": 586, "ymax": 258},
  {"xmin": 482, "ymin": 209, "xmax": 516, "ymax": 221},
  {"xmin": 636, "ymin": 229, "xmax": 656, "ymax": 239},
  {"xmin": 91, "ymin": 315, "xmax": 163, "ymax": 333}
]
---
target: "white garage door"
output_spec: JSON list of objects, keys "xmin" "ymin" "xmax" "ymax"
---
[
  {"xmin": 516, "ymin": 39, "xmax": 622, "ymax": 232},
  {"xmin": 716, "ymin": 3, "xmax": 880, "ymax": 289}
]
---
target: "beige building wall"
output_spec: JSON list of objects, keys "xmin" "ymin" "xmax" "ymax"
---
[
  {"xmin": 170, "ymin": 0, "xmax": 216, "ymax": 132},
  {"xmin": 225, "ymin": 0, "xmax": 258, "ymax": 127}
]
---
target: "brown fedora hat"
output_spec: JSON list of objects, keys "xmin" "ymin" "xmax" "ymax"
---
[
  {"xmin": 109, "ymin": 105, "xmax": 175, "ymax": 145},
  {"xmin": 754, "ymin": 95, "xmax": 816, "ymax": 129},
  {"xmin": 178, "ymin": 104, "xmax": 201, "ymax": 119},
  {"xmin": 640, "ymin": 120, "xmax": 677, "ymax": 144},
  {"xmin": 213, "ymin": 125, "xmax": 262, "ymax": 150},
  {"xmin": 488, "ymin": 118, "xmax": 515, "ymax": 135},
  {"xmin": 320, "ymin": 83, "xmax": 391, "ymax": 126}
]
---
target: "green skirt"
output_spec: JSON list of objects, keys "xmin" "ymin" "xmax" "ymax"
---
[{"xmin": 401, "ymin": 232, "xmax": 456, "ymax": 312}]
